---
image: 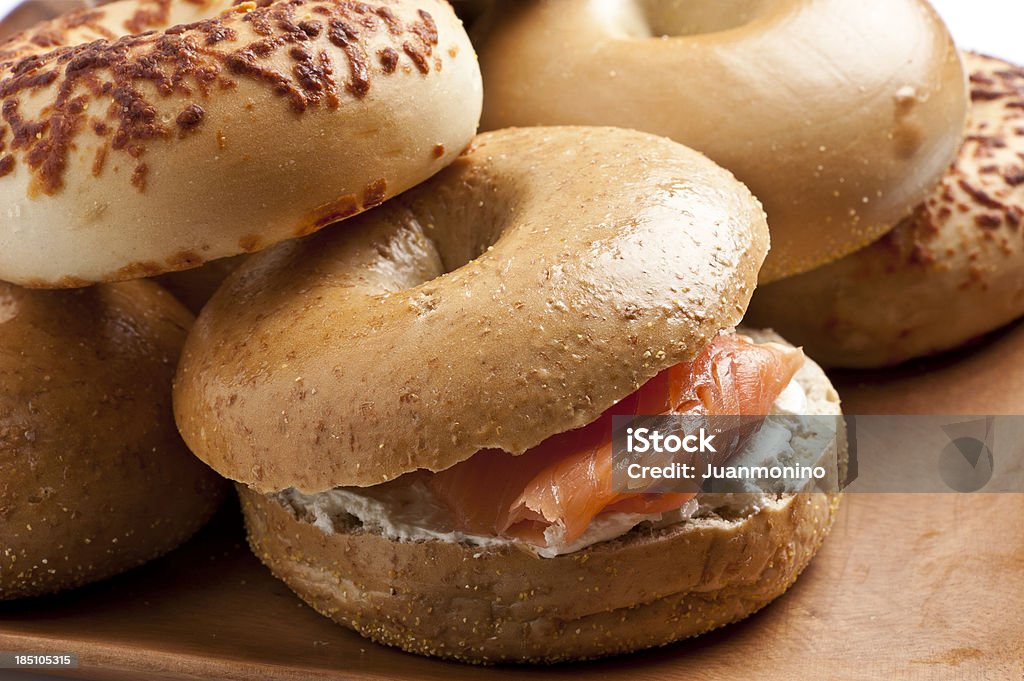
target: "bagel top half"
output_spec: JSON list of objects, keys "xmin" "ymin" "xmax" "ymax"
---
[
  {"xmin": 173, "ymin": 126, "xmax": 769, "ymax": 493},
  {"xmin": 474, "ymin": 0, "xmax": 967, "ymax": 282},
  {"xmin": 0, "ymin": 0, "xmax": 481, "ymax": 287}
]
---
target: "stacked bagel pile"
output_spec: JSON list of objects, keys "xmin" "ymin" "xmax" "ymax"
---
[
  {"xmin": 0, "ymin": 0, "xmax": 1016, "ymax": 667},
  {"xmin": 746, "ymin": 51, "xmax": 1024, "ymax": 368},
  {"xmin": 0, "ymin": 0, "xmax": 481, "ymax": 599}
]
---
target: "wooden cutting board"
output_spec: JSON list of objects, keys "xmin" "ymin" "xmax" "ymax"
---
[{"xmin": 2, "ymin": 323, "xmax": 1024, "ymax": 680}]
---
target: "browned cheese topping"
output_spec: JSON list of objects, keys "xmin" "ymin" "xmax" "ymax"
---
[
  {"xmin": 878, "ymin": 55, "xmax": 1024, "ymax": 288},
  {"xmin": 0, "ymin": 0, "xmax": 440, "ymax": 194}
]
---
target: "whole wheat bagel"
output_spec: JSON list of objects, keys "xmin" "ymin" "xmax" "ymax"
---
[
  {"xmin": 169, "ymin": 128, "xmax": 844, "ymax": 660},
  {"xmin": 241, "ymin": 493, "xmax": 839, "ymax": 663},
  {"xmin": 0, "ymin": 0, "xmax": 481, "ymax": 287},
  {"xmin": 237, "ymin": 331, "xmax": 843, "ymax": 663},
  {"xmin": 173, "ymin": 126, "xmax": 769, "ymax": 493},
  {"xmin": 747, "ymin": 53, "xmax": 1024, "ymax": 369},
  {"xmin": 0, "ymin": 280, "xmax": 226, "ymax": 599},
  {"xmin": 474, "ymin": 0, "xmax": 967, "ymax": 282}
]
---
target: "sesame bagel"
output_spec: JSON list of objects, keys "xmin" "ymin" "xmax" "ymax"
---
[
  {"xmin": 0, "ymin": 280, "xmax": 226, "ymax": 600},
  {"xmin": 747, "ymin": 53, "xmax": 1024, "ymax": 369},
  {"xmin": 237, "ymin": 331, "xmax": 843, "ymax": 664},
  {"xmin": 474, "ymin": 0, "xmax": 968, "ymax": 281},
  {"xmin": 0, "ymin": 0, "xmax": 481, "ymax": 287},
  {"xmin": 173, "ymin": 126, "xmax": 769, "ymax": 493}
]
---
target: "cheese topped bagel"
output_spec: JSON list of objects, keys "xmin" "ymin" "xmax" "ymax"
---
[{"xmin": 0, "ymin": 0, "xmax": 481, "ymax": 287}]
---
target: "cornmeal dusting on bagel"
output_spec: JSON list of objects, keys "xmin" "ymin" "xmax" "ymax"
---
[{"xmin": 0, "ymin": 280, "xmax": 226, "ymax": 599}]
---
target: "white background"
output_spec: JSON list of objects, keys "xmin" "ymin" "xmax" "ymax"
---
[
  {"xmin": 0, "ymin": 1, "xmax": 1021, "ymax": 680},
  {"xmin": 930, "ymin": 0, "xmax": 1024, "ymax": 63}
]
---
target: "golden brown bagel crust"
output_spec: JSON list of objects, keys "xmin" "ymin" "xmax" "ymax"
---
[
  {"xmin": 0, "ymin": 280, "xmax": 226, "ymax": 599},
  {"xmin": 475, "ymin": 0, "xmax": 967, "ymax": 282},
  {"xmin": 174, "ymin": 127, "xmax": 770, "ymax": 493},
  {"xmin": 0, "ymin": 0, "xmax": 481, "ymax": 287},
  {"xmin": 748, "ymin": 53, "xmax": 1024, "ymax": 369},
  {"xmin": 242, "ymin": 489, "xmax": 838, "ymax": 663},
  {"xmin": 238, "ymin": 340, "xmax": 843, "ymax": 664}
]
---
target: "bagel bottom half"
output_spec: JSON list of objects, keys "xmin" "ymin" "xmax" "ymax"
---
[{"xmin": 237, "ymin": 332, "xmax": 843, "ymax": 664}]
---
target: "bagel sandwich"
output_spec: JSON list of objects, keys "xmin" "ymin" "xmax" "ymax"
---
[{"xmin": 173, "ymin": 127, "xmax": 846, "ymax": 663}]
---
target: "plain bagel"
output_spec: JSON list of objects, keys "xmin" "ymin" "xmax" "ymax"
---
[
  {"xmin": 0, "ymin": 0, "xmax": 481, "ymax": 287},
  {"xmin": 474, "ymin": 0, "xmax": 968, "ymax": 282},
  {"xmin": 747, "ymin": 53, "xmax": 1024, "ymax": 369},
  {"xmin": 173, "ymin": 126, "xmax": 769, "ymax": 492},
  {"xmin": 0, "ymin": 280, "xmax": 226, "ymax": 599}
]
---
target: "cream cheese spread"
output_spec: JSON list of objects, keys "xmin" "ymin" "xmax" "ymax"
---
[{"xmin": 279, "ymin": 373, "xmax": 833, "ymax": 558}]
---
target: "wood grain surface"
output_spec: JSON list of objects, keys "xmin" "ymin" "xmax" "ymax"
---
[
  {"xmin": 1, "ymin": 493, "xmax": 1021, "ymax": 680},
  {"xmin": 2, "ymin": 323, "xmax": 1023, "ymax": 680}
]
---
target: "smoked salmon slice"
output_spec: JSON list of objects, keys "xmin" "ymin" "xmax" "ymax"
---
[{"xmin": 426, "ymin": 333, "xmax": 804, "ymax": 546}]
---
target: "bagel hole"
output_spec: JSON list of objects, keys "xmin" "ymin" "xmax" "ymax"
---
[
  {"xmin": 635, "ymin": 0, "xmax": 770, "ymax": 37},
  {"xmin": 414, "ymin": 185, "xmax": 512, "ymax": 279}
]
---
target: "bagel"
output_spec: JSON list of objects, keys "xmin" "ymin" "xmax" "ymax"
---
[
  {"xmin": 0, "ymin": 0, "xmax": 481, "ymax": 287},
  {"xmin": 747, "ymin": 52, "xmax": 1024, "ymax": 369},
  {"xmin": 173, "ymin": 127, "xmax": 845, "ymax": 662},
  {"xmin": 173, "ymin": 126, "xmax": 770, "ymax": 492},
  {"xmin": 835, "ymin": 318, "xmax": 1024, "ymax": 416},
  {"xmin": 236, "ymin": 328, "xmax": 843, "ymax": 664},
  {"xmin": 473, "ymin": 0, "xmax": 968, "ymax": 282},
  {"xmin": 0, "ymin": 279, "xmax": 226, "ymax": 600}
]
